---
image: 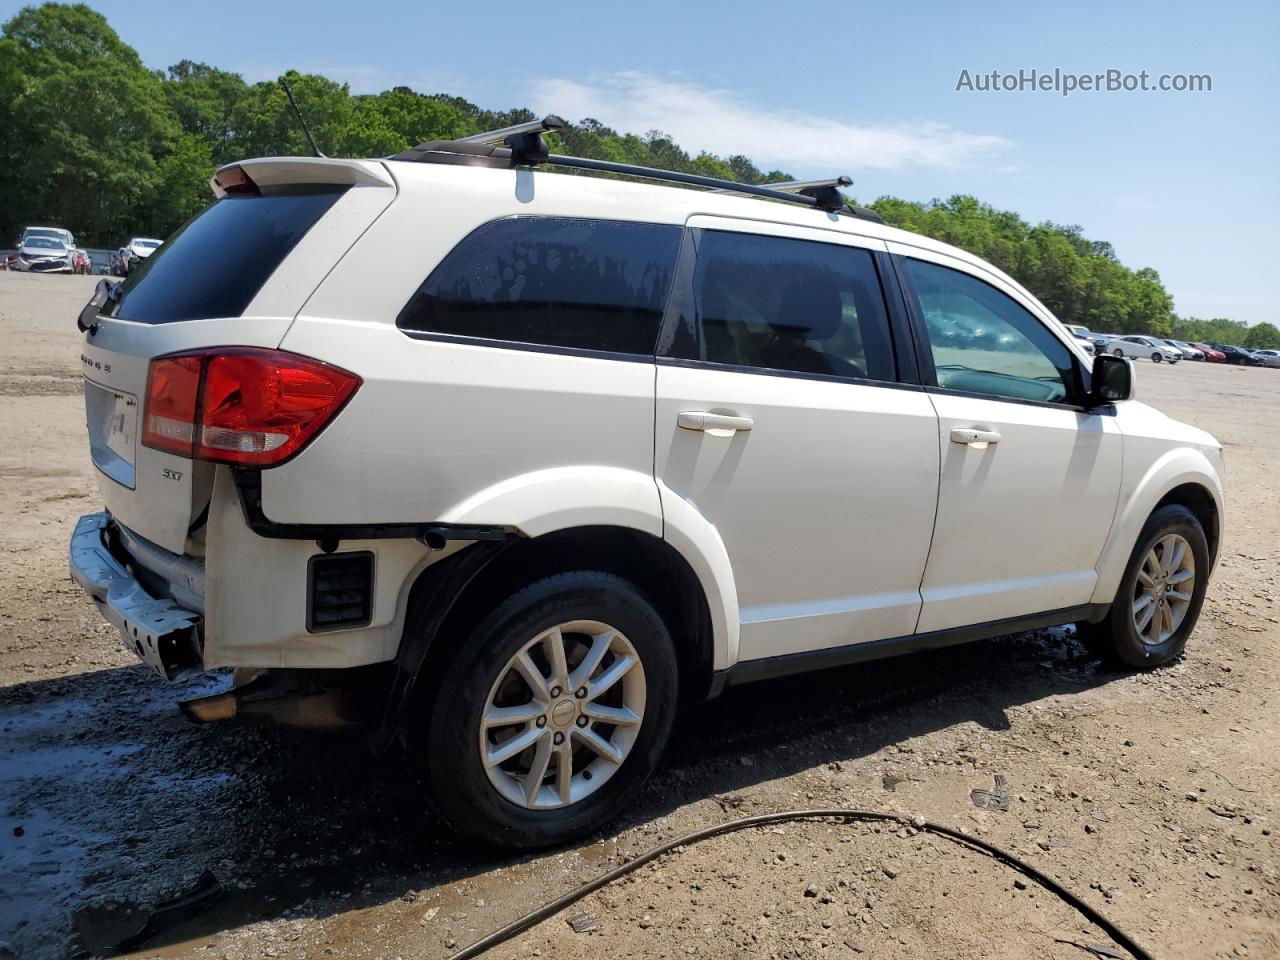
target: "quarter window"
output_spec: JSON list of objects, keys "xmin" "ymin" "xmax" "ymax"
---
[
  {"xmin": 397, "ymin": 217, "xmax": 682, "ymax": 355},
  {"xmin": 665, "ymin": 229, "xmax": 896, "ymax": 382},
  {"xmin": 903, "ymin": 258, "xmax": 1075, "ymax": 404}
]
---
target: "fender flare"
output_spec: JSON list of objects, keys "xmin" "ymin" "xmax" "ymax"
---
[
  {"xmin": 1091, "ymin": 448, "xmax": 1224, "ymax": 605},
  {"xmin": 437, "ymin": 467, "xmax": 739, "ymax": 672}
]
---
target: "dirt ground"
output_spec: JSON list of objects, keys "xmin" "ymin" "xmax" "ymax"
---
[{"xmin": 0, "ymin": 270, "xmax": 1276, "ymax": 960}]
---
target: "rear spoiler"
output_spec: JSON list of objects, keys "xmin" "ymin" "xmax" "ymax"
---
[{"xmin": 209, "ymin": 157, "xmax": 395, "ymax": 198}]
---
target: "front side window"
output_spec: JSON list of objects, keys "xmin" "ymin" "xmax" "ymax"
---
[
  {"xmin": 665, "ymin": 229, "xmax": 896, "ymax": 382},
  {"xmin": 903, "ymin": 258, "xmax": 1076, "ymax": 404},
  {"xmin": 397, "ymin": 217, "xmax": 682, "ymax": 355}
]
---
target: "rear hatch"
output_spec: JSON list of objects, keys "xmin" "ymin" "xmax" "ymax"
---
[{"xmin": 81, "ymin": 157, "xmax": 395, "ymax": 554}]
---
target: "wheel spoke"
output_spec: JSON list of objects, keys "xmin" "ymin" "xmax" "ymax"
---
[
  {"xmin": 513, "ymin": 651, "xmax": 550, "ymax": 701},
  {"xmin": 1167, "ymin": 589, "xmax": 1191, "ymax": 602},
  {"xmin": 522, "ymin": 732, "xmax": 554, "ymax": 805},
  {"xmin": 582, "ymin": 703, "xmax": 642, "ymax": 726},
  {"xmin": 1143, "ymin": 550, "xmax": 1162, "ymax": 579},
  {"xmin": 483, "ymin": 702, "xmax": 545, "ymax": 729},
  {"xmin": 556, "ymin": 741, "xmax": 573, "ymax": 804},
  {"xmin": 545, "ymin": 626, "xmax": 569, "ymax": 690},
  {"xmin": 1158, "ymin": 536, "xmax": 1179, "ymax": 575},
  {"xmin": 1135, "ymin": 601, "xmax": 1156, "ymax": 634},
  {"xmin": 486, "ymin": 725, "xmax": 543, "ymax": 768},
  {"xmin": 1161, "ymin": 600, "xmax": 1174, "ymax": 636},
  {"xmin": 573, "ymin": 726, "xmax": 624, "ymax": 764},
  {"xmin": 1168, "ymin": 568, "xmax": 1194, "ymax": 585},
  {"xmin": 1132, "ymin": 593, "xmax": 1154, "ymax": 615},
  {"xmin": 587, "ymin": 654, "xmax": 636, "ymax": 700},
  {"xmin": 569, "ymin": 631, "xmax": 614, "ymax": 691},
  {"xmin": 1136, "ymin": 568, "xmax": 1156, "ymax": 589}
]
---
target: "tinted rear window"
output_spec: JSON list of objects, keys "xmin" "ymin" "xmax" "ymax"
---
[
  {"xmin": 396, "ymin": 217, "xmax": 682, "ymax": 355},
  {"xmin": 108, "ymin": 188, "xmax": 347, "ymax": 324}
]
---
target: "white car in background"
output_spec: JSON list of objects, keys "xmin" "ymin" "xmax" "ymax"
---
[
  {"xmin": 117, "ymin": 237, "xmax": 163, "ymax": 275},
  {"xmin": 13, "ymin": 234, "xmax": 74, "ymax": 273},
  {"xmin": 1110, "ymin": 335, "xmax": 1180, "ymax": 363},
  {"xmin": 1251, "ymin": 349, "xmax": 1280, "ymax": 368},
  {"xmin": 69, "ymin": 123, "xmax": 1225, "ymax": 848},
  {"xmin": 1160, "ymin": 339, "xmax": 1204, "ymax": 361}
]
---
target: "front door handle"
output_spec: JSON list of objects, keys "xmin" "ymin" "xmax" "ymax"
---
[
  {"xmin": 950, "ymin": 427, "xmax": 1001, "ymax": 447},
  {"xmin": 678, "ymin": 411, "xmax": 754, "ymax": 434}
]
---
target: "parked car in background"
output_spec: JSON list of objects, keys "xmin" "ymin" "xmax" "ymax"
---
[
  {"xmin": 19, "ymin": 225, "xmax": 75, "ymax": 250},
  {"xmin": 1249, "ymin": 349, "xmax": 1280, "ymax": 368},
  {"xmin": 12, "ymin": 235, "xmax": 75, "ymax": 273},
  {"xmin": 114, "ymin": 237, "xmax": 162, "ymax": 276},
  {"xmin": 1064, "ymin": 323, "xmax": 1110, "ymax": 354},
  {"xmin": 1109, "ymin": 335, "xmax": 1179, "ymax": 362},
  {"xmin": 1188, "ymin": 342, "xmax": 1226, "ymax": 362},
  {"xmin": 1160, "ymin": 339, "xmax": 1204, "ymax": 361},
  {"xmin": 1211, "ymin": 344, "xmax": 1264, "ymax": 366}
]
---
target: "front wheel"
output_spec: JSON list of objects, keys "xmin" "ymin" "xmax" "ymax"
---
[
  {"xmin": 1077, "ymin": 504, "xmax": 1209, "ymax": 668},
  {"xmin": 420, "ymin": 572, "xmax": 678, "ymax": 848},
  {"xmin": 1152, "ymin": 352, "xmax": 1163, "ymax": 363}
]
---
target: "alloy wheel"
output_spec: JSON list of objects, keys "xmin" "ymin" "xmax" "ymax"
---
[
  {"xmin": 479, "ymin": 620, "xmax": 646, "ymax": 810},
  {"xmin": 1131, "ymin": 533, "xmax": 1195, "ymax": 646}
]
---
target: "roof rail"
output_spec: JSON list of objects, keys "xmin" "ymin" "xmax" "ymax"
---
[{"xmin": 391, "ymin": 121, "xmax": 884, "ymax": 221}]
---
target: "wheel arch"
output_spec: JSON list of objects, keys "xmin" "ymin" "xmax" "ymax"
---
[
  {"xmin": 378, "ymin": 523, "xmax": 723, "ymax": 749},
  {"xmin": 1091, "ymin": 451, "xmax": 1224, "ymax": 606}
]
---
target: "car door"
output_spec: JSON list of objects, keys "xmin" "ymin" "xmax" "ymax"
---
[
  {"xmin": 655, "ymin": 219, "xmax": 940, "ymax": 661},
  {"xmin": 891, "ymin": 247, "xmax": 1123, "ymax": 633}
]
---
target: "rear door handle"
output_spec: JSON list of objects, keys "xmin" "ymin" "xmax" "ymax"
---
[
  {"xmin": 950, "ymin": 427, "xmax": 1001, "ymax": 447},
  {"xmin": 678, "ymin": 411, "xmax": 754, "ymax": 434}
]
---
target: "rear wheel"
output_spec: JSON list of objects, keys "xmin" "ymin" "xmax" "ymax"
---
[
  {"xmin": 420, "ymin": 572, "xmax": 678, "ymax": 848},
  {"xmin": 1076, "ymin": 504, "xmax": 1208, "ymax": 668},
  {"xmin": 1112, "ymin": 347, "xmax": 1125, "ymax": 357}
]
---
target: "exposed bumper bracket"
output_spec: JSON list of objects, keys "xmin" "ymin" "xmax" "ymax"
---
[{"xmin": 69, "ymin": 512, "xmax": 203, "ymax": 680}]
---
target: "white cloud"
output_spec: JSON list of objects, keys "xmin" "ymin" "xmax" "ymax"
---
[{"xmin": 531, "ymin": 72, "xmax": 1012, "ymax": 175}]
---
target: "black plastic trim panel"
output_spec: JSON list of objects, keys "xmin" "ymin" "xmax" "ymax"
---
[
  {"xmin": 231, "ymin": 469, "xmax": 517, "ymax": 546},
  {"xmin": 710, "ymin": 603, "xmax": 1108, "ymax": 693}
]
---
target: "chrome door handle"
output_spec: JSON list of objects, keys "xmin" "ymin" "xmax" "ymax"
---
[
  {"xmin": 678, "ymin": 411, "xmax": 754, "ymax": 434},
  {"xmin": 950, "ymin": 427, "xmax": 1001, "ymax": 447}
]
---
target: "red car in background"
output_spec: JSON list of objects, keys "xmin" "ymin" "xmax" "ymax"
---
[{"xmin": 1190, "ymin": 342, "xmax": 1226, "ymax": 362}]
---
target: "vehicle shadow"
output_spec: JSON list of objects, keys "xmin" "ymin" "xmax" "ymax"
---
[{"xmin": 0, "ymin": 624, "xmax": 1126, "ymax": 958}]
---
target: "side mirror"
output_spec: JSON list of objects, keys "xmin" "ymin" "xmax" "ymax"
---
[{"xmin": 1090, "ymin": 353, "xmax": 1132, "ymax": 405}]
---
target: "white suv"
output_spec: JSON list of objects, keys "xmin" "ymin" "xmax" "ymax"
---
[{"xmin": 70, "ymin": 120, "xmax": 1225, "ymax": 848}]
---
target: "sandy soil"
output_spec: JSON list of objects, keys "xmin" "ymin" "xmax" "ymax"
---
[{"xmin": 0, "ymin": 271, "xmax": 1276, "ymax": 960}]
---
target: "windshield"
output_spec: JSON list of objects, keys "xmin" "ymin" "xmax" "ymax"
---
[{"xmin": 24, "ymin": 237, "xmax": 65, "ymax": 250}]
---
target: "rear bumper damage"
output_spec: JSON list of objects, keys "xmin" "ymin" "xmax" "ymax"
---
[{"xmin": 69, "ymin": 512, "xmax": 203, "ymax": 680}]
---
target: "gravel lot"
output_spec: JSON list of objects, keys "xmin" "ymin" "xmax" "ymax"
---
[{"xmin": 1, "ymin": 272, "xmax": 1276, "ymax": 960}]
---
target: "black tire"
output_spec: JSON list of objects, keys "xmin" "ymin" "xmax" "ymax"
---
[
  {"xmin": 420, "ymin": 571, "xmax": 678, "ymax": 848},
  {"xmin": 1076, "ymin": 504, "xmax": 1209, "ymax": 668},
  {"xmin": 1112, "ymin": 347, "xmax": 1124, "ymax": 357},
  {"xmin": 1152, "ymin": 352, "xmax": 1163, "ymax": 363}
]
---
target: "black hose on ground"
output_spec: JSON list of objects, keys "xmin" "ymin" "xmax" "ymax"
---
[{"xmin": 447, "ymin": 808, "xmax": 1157, "ymax": 960}]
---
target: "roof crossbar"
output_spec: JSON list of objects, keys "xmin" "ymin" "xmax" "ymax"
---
[
  {"xmin": 392, "ymin": 120, "xmax": 884, "ymax": 221},
  {"xmin": 456, "ymin": 115, "xmax": 567, "ymax": 146}
]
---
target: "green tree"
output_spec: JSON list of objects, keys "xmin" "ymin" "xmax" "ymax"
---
[
  {"xmin": 0, "ymin": 2, "xmax": 179, "ymax": 244},
  {"xmin": 1243, "ymin": 321, "xmax": 1280, "ymax": 350}
]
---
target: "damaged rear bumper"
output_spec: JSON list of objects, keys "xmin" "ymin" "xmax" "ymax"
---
[{"xmin": 69, "ymin": 512, "xmax": 203, "ymax": 680}]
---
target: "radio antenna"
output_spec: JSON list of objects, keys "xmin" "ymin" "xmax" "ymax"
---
[{"xmin": 281, "ymin": 79, "xmax": 325, "ymax": 158}]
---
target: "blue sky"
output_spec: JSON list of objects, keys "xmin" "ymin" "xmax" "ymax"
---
[{"xmin": 10, "ymin": 0, "xmax": 1277, "ymax": 324}]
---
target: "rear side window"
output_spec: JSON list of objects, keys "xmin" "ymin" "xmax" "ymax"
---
[
  {"xmin": 396, "ymin": 217, "xmax": 682, "ymax": 355},
  {"xmin": 665, "ymin": 229, "xmax": 897, "ymax": 383},
  {"xmin": 108, "ymin": 188, "xmax": 347, "ymax": 324}
]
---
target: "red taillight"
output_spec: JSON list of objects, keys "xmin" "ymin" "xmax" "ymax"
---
[
  {"xmin": 213, "ymin": 165, "xmax": 259, "ymax": 196},
  {"xmin": 142, "ymin": 349, "xmax": 360, "ymax": 466}
]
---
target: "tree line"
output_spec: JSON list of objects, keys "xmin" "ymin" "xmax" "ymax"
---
[{"xmin": 2, "ymin": 3, "xmax": 1273, "ymax": 348}]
